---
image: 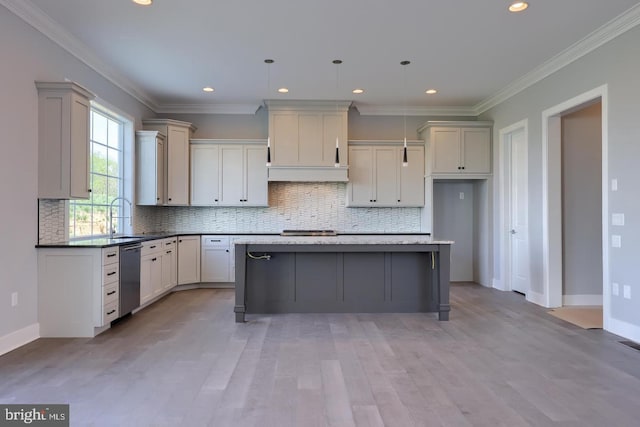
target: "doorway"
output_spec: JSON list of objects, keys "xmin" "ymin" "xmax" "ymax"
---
[
  {"xmin": 541, "ymin": 85, "xmax": 609, "ymax": 328},
  {"xmin": 498, "ymin": 120, "xmax": 530, "ymax": 296}
]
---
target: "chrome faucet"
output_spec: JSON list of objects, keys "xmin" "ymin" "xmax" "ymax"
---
[{"xmin": 109, "ymin": 196, "xmax": 133, "ymax": 238}]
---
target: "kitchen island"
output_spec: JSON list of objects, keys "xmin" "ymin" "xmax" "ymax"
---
[{"xmin": 233, "ymin": 235, "xmax": 453, "ymax": 322}]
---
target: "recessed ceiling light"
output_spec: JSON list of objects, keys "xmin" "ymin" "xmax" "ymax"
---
[
  {"xmin": 203, "ymin": 87, "xmax": 214, "ymax": 92},
  {"xmin": 278, "ymin": 88, "xmax": 289, "ymax": 93},
  {"xmin": 132, "ymin": 0, "xmax": 153, "ymax": 5},
  {"xmin": 509, "ymin": 1, "xmax": 528, "ymax": 12},
  {"xmin": 352, "ymin": 89, "xmax": 364, "ymax": 94},
  {"xmin": 425, "ymin": 89, "xmax": 437, "ymax": 95}
]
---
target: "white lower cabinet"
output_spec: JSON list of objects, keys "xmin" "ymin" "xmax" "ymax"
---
[
  {"xmin": 178, "ymin": 235, "xmax": 201, "ymax": 285},
  {"xmin": 140, "ymin": 238, "xmax": 178, "ymax": 305},
  {"xmin": 37, "ymin": 246, "xmax": 120, "ymax": 337},
  {"xmin": 201, "ymin": 236, "xmax": 231, "ymax": 283},
  {"xmin": 162, "ymin": 237, "xmax": 178, "ymax": 291}
]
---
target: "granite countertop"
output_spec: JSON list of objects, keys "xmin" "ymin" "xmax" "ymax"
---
[
  {"xmin": 36, "ymin": 232, "xmax": 447, "ymax": 248},
  {"xmin": 233, "ymin": 235, "xmax": 453, "ymax": 245}
]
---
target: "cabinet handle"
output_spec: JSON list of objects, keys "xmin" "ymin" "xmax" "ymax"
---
[
  {"xmin": 398, "ymin": 200, "xmax": 401, "ymax": 202},
  {"xmin": 226, "ymin": 249, "xmax": 229, "ymax": 253},
  {"xmin": 462, "ymin": 166, "xmax": 465, "ymax": 170},
  {"xmin": 107, "ymin": 309, "xmax": 116, "ymax": 315},
  {"xmin": 150, "ymin": 245, "xmax": 156, "ymax": 249},
  {"xmin": 152, "ymin": 257, "xmax": 157, "ymax": 261},
  {"xmin": 168, "ymin": 198, "xmax": 172, "ymax": 201},
  {"xmin": 214, "ymin": 199, "xmax": 219, "ymax": 202},
  {"xmin": 157, "ymin": 197, "xmax": 160, "ymax": 201},
  {"xmin": 107, "ymin": 291, "xmax": 116, "ymax": 296},
  {"xmin": 107, "ymin": 253, "xmax": 116, "ymax": 258},
  {"xmin": 179, "ymin": 240, "xmax": 182, "ymax": 243},
  {"xmin": 107, "ymin": 271, "xmax": 116, "ymax": 276},
  {"xmin": 166, "ymin": 250, "xmax": 172, "ymax": 254}
]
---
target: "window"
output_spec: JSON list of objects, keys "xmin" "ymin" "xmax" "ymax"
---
[{"xmin": 69, "ymin": 107, "xmax": 125, "ymax": 238}]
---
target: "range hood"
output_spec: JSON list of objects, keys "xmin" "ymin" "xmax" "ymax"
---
[
  {"xmin": 266, "ymin": 100, "xmax": 351, "ymax": 182},
  {"xmin": 268, "ymin": 166, "xmax": 349, "ymax": 182}
]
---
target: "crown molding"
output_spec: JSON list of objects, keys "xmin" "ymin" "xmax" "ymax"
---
[
  {"xmin": 1, "ymin": 0, "xmax": 159, "ymax": 111},
  {"xmin": 154, "ymin": 103, "xmax": 262, "ymax": 115},
  {"xmin": 354, "ymin": 104, "xmax": 477, "ymax": 117},
  {"xmin": 473, "ymin": 3, "xmax": 640, "ymax": 115}
]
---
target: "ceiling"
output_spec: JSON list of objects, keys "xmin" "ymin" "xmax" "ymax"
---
[{"xmin": 15, "ymin": 0, "xmax": 640, "ymax": 114}]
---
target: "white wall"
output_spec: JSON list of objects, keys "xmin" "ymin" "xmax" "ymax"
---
[
  {"xmin": 480, "ymin": 25, "xmax": 640, "ymax": 330},
  {"xmin": 0, "ymin": 6, "xmax": 154, "ymax": 348}
]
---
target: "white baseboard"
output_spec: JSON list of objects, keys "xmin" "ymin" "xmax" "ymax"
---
[
  {"xmin": 607, "ymin": 316, "xmax": 640, "ymax": 343},
  {"xmin": 0, "ymin": 323, "xmax": 40, "ymax": 356},
  {"xmin": 492, "ymin": 278, "xmax": 505, "ymax": 291},
  {"xmin": 526, "ymin": 290, "xmax": 547, "ymax": 307},
  {"xmin": 562, "ymin": 294, "xmax": 603, "ymax": 306}
]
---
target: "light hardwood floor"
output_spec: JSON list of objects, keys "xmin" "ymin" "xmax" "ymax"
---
[{"xmin": 2, "ymin": 283, "xmax": 640, "ymax": 426}]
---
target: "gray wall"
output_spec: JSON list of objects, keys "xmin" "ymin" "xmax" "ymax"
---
[
  {"xmin": 480, "ymin": 25, "xmax": 640, "ymax": 327},
  {"xmin": 562, "ymin": 102, "xmax": 603, "ymax": 297},
  {"xmin": 0, "ymin": 6, "xmax": 154, "ymax": 340}
]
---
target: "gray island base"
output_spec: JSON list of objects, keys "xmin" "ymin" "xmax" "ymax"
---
[{"xmin": 233, "ymin": 236, "xmax": 452, "ymax": 322}]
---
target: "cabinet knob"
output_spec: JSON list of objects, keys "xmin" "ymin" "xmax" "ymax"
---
[
  {"xmin": 152, "ymin": 257, "xmax": 157, "ymax": 262},
  {"xmin": 214, "ymin": 199, "xmax": 218, "ymax": 202},
  {"xmin": 398, "ymin": 200, "xmax": 401, "ymax": 202},
  {"xmin": 88, "ymin": 189, "xmax": 92, "ymax": 193},
  {"xmin": 168, "ymin": 198, "xmax": 172, "ymax": 201},
  {"xmin": 226, "ymin": 249, "xmax": 229, "ymax": 253}
]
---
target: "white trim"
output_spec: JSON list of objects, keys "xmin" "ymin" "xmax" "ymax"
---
[
  {"xmin": 526, "ymin": 290, "xmax": 546, "ymax": 307},
  {"xmin": 0, "ymin": 323, "xmax": 39, "ymax": 356},
  {"xmin": 474, "ymin": 4, "xmax": 640, "ymax": 114},
  {"xmin": 154, "ymin": 103, "xmax": 262, "ymax": 115},
  {"xmin": 608, "ymin": 317, "xmax": 640, "ymax": 343},
  {"xmin": 498, "ymin": 120, "xmax": 529, "ymax": 294},
  {"xmin": 562, "ymin": 294, "xmax": 603, "ymax": 306},
  {"xmin": 0, "ymin": 0, "xmax": 159, "ymax": 111},
  {"xmin": 541, "ymin": 85, "xmax": 609, "ymax": 326}
]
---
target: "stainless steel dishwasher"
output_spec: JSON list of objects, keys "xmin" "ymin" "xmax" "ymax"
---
[{"xmin": 119, "ymin": 243, "xmax": 141, "ymax": 317}]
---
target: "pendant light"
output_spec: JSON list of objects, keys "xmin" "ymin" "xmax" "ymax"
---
[
  {"xmin": 333, "ymin": 59, "xmax": 342, "ymax": 168},
  {"xmin": 264, "ymin": 59, "xmax": 274, "ymax": 167},
  {"xmin": 401, "ymin": 60, "xmax": 410, "ymax": 167}
]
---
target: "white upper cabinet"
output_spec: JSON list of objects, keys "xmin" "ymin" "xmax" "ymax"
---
[
  {"xmin": 36, "ymin": 81, "xmax": 95, "ymax": 199},
  {"xmin": 136, "ymin": 131, "xmax": 165, "ymax": 205},
  {"xmin": 142, "ymin": 119, "xmax": 196, "ymax": 205},
  {"xmin": 190, "ymin": 140, "xmax": 268, "ymax": 207},
  {"xmin": 419, "ymin": 121, "xmax": 492, "ymax": 177},
  {"xmin": 266, "ymin": 100, "xmax": 350, "ymax": 182},
  {"xmin": 347, "ymin": 143, "xmax": 424, "ymax": 207}
]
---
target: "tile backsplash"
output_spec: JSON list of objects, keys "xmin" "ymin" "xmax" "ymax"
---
[
  {"xmin": 136, "ymin": 183, "xmax": 422, "ymax": 233},
  {"xmin": 38, "ymin": 183, "xmax": 422, "ymax": 242}
]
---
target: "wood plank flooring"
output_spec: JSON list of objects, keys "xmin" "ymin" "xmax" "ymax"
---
[{"xmin": 2, "ymin": 283, "xmax": 640, "ymax": 426}]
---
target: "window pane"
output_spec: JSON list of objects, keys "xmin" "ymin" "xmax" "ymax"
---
[
  {"xmin": 93, "ymin": 143, "xmax": 108, "ymax": 175},
  {"xmin": 93, "ymin": 206, "xmax": 109, "ymax": 236},
  {"xmin": 92, "ymin": 112, "xmax": 108, "ymax": 145},
  {"xmin": 108, "ymin": 120, "xmax": 120, "ymax": 149},
  {"xmin": 107, "ymin": 147, "xmax": 120, "ymax": 176},
  {"xmin": 107, "ymin": 177, "xmax": 120, "ymax": 202},
  {"xmin": 92, "ymin": 174, "xmax": 108, "ymax": 205}
]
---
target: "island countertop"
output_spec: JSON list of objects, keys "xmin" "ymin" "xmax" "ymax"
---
[{"xmin": 233, "ymin": 235, "xmax": 453, "ymax": 245}]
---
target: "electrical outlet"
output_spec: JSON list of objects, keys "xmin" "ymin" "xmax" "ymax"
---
[
  {"xmin": 612, "ymin": 235, "xmax": 622, "ymax": 248},
  {"xmin": 611, "ymin": 179, "xmax": 618, "ymax": 191},
  {"xmin": 623, "ymin": 285, "xmax": 631, "ymax": 300},
  {"xmin": 612, "ymin": 282, "xmax": 619, "ymax": 296},
  {"xmin": 11, "ymin": 292, "xmax": 18, "ymax": 307},
  {"xmin": 612, "ymin": 213, "xmax": 625, "ymax": 226},
  {"xmin": 459, "ymin": 192, "xmax": 465, "ymax": 200}
]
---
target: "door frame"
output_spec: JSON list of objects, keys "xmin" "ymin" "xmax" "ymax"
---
[
  {"xmin": 541, "ymin": 85, "xmax": 609, "ymax": 327},
  {"xmin": 497, "ymin": 119, "xmax": 529, "ymax": 294}
]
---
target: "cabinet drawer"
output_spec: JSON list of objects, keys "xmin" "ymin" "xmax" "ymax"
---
[
  {"xmin": 103, "ymin": 263, "xmax": 119, "ymax": 286},
  {"xmin": 103, "ymin": 302, "xmax": 119, "ymax": 325},
  {"xmin": 202, "ymin": 236, "xmax": 229, "ymax": 248},
  {"xmin": 103, "ymin": 247, "xmax": 119, "ymax": 265},
  {"xmin": 104, "ymin": 283, "xmax": 119, "ymax": 306},
  {"xmin": 142, "ymin": 240, "xmax": 163, "ymax": 256},
  {"xmin": 163, "ymin": 238, "xmax": 177, "ymax": 249}
]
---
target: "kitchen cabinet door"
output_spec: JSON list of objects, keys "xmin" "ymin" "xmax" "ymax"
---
[
  {"xmin": 178, "ymin": 236, "xmax": 201, "ymax": 285},
  {"xmin": 140, "ymin": 253, "xmax": 155, "ymax": 304},
  {"xmin": 398, "ymin": 146, "xmax": 425, "ymax": 207},
  {"xmin": 219, "ymin": 145, "xmax": 245, "ymax": 205},
  {"xmin": 136, "ymin": 131, "xmax": 165, "ymax": 205},
  {"xmin": 190, "ymin": 144, "xmax": 220, "ymax": 206},
  {"xmin": 373, "ymin": 147, "xmax": 398, "ymax": 206},
  {"xmin": 36, "ymin": 82, "xmax": 94, "ymax": 199},
  {"xmin": 431, "ymin": 128, "xmax": 461, "ymax": 174},
  {"xmin": 347, "ymin": 146, "xmax": 375, "ymax": 206},
  {"xmin": 461, "ymin": 128, "xmax": 491, "ymax": 174},
  {"xmin": 201, "ymin": 247, "xmax": 230, "ymax": 282},
  {"xmin": 166, "ymin": 125, "xmax": 189, "ymax": 205},
  {"xmin": 244, "ymin": 146, "xmax": 268, "ymax": 206}
]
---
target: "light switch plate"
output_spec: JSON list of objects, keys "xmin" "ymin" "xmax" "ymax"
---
[
  {"xmin": 623, "ymin": 285, "xmax": 631, "ymax": 300},
  {"xmin": 459, "ymin": 192, "xmax": 464, "ymax": 200},
  {"xmin": 612, "ymin": 282, "xmax": 619, "ymax": 296},
  {"xmin": 611, "ymin": 179, "xmax": 618, "ymax": 191},
  {"xmin": 612, "ymin": 213, "xmax": 625, "ymax": 226},
  {"xmin": 612, "ymin": 235, "xmax": 622, "ymax": 248}
]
